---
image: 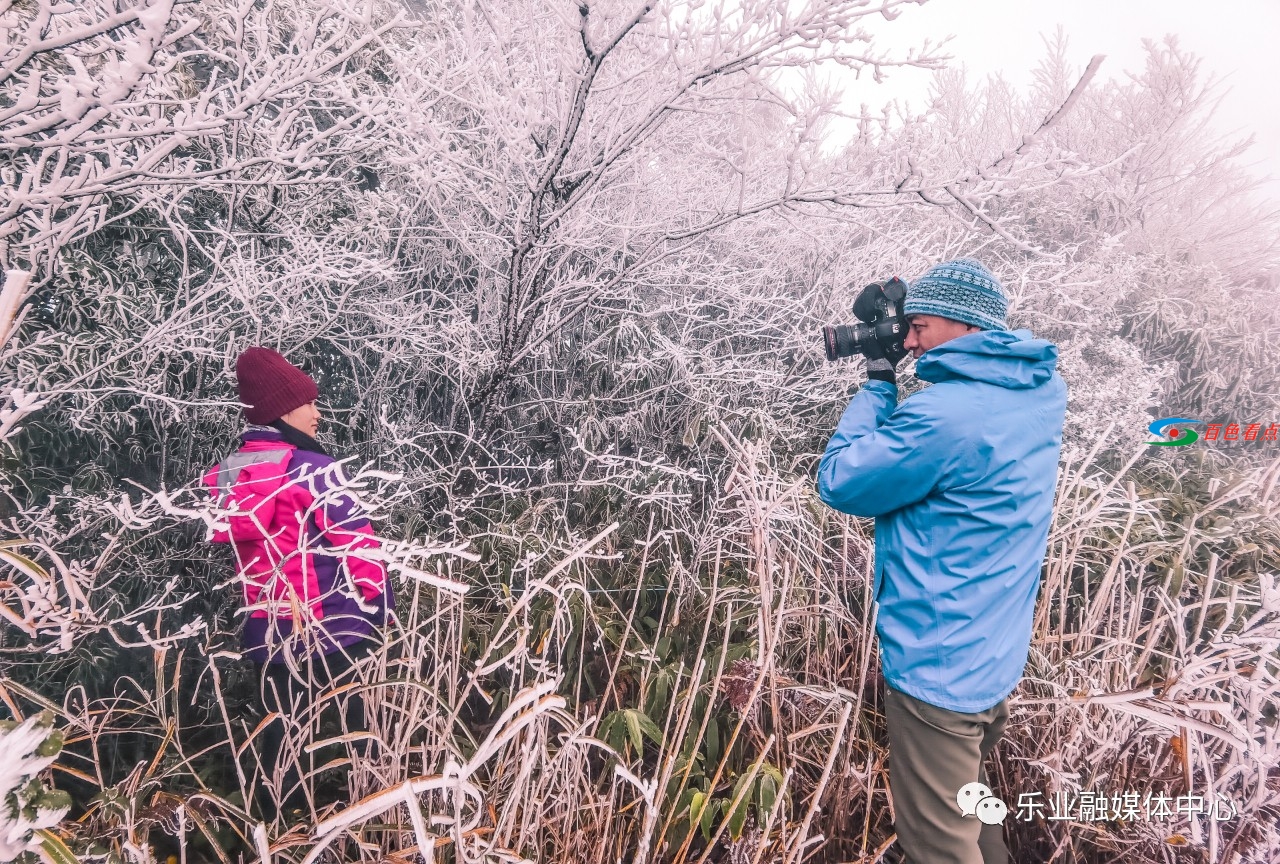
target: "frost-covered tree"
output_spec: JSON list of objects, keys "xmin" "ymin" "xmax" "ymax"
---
[{"xmin": 1, "ymin": 1, "xmax": 1277, "ymax": 861}]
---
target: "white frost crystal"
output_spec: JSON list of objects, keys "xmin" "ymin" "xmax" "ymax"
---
[{"xmin": 0, "ymin": 714, "xmax": 70, "ymax": 860}]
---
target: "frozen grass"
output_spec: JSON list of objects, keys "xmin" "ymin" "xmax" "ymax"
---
[
  {"xmin": 4, "ymin": 426, "xmax": 1275, "ymax": 863},
  {"xmin": 2, "ymin": 1, "xmax": 1278, "ymax": 862}
]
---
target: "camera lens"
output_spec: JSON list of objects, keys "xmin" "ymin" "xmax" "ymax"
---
[{"xmin": 823, "ymin": 324, "xmax": 864, "ymax": 361}]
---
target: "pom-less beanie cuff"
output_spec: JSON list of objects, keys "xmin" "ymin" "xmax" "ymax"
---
[
  {"xmin": 235, "ymin": 346, "xmax": 319, "ymax": 425},
  {"xmin": 903, "ymin": 257, "xmax": 1008, "ymax": 331}
]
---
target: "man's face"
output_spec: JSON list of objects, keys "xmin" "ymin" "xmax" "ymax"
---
[{"xmin": 903, "ymin": 314, "xmax": 982, "ymax": 359}]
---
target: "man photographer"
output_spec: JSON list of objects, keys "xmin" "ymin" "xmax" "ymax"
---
[{"xmin": 816, "ymin": 258, "xmax": 1067, "ymax": 864}]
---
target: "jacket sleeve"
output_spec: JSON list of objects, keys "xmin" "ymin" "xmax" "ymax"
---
[
  {"xmin": 816, "ymin": 380, "xmax": 959, "ymax": 518},
  {"xmin": 309, "ymin": 460, "xmax": 387, "ymax": 602}
]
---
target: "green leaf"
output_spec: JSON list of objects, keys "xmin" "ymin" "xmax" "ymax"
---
[
  {"xmin": 38, "ymin": 789, "xmax": 72, "ymax": 811},
  {"xmin": 668, "ymin": 753, "xmax": 706, "ymax": 801},
  {"xmin": 600, "ymin": 710, "xmax": 627, "ymax": 754},
  {"xmin": 36, "ymin": 830, "xmax": 81, "ymax": 864},
  {"xmin": 700, "ymin": 797, "xmax": 721, "ymax": 841},
  {"xmin": 36, "ymin": 729, "xmax": 65, "ymax": 758},
  {"xmin": 625, "ymin": 710, "xmax": 643, "ymax": 753},
  {"xmin": 726, "ymin": 773, "xmax": 753, "ymax": 840},
  {"xmin": 0, "ymin": 548, "xmax": 52, "ymax": 582},
  {"xmin": 688, "ymin": 789, "xmax": 707, "ymax": 826},
  {"xmin": 757, "ymin": 772, "xmax": 777, "ymax": 817},
  {"xmin": 705, "ymin": 718, "xmax": 720, "ymax": 764},
  {"xmin": 634, "ymin": 709, "xmax": 663, "ymax": 746},
  {"xmin": 648, "ymin": 670, "xmax": 670, "ymax": 717}
]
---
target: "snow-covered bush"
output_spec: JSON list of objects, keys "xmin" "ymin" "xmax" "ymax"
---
[
  {"xmin": 0, "ymin": 713, "xmax": 70, "ymax": 861},
  {"xmin": 1, "ymin": 1, "xmax": 1277, "ymax": 861}
]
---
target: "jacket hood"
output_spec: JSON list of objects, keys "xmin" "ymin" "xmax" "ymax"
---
[{"xmin": 915, "ymin": 328, "xmax": 1058, "ymax": 390}]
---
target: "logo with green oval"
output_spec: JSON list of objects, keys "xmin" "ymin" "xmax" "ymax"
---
[{"xmin": 1148, "ymin": 417, "xmax": 1200, "ymax": 446}]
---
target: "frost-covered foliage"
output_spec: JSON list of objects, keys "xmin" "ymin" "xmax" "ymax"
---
[
  {"xmin": 1, "ymin": 0, "xmax": 1279, "ymax": 862},
  {"xmin": 0, "ymin": 713, "xmax": 69, "ymax": 861},
  {"xmin": 1054, "ymin": 335, "xmax": 1166, "ymax": 448}
]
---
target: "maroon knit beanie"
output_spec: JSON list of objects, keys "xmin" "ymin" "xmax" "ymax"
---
[{"xmin": 235, "ymin": 346, "xmax": 319, "ymax": 425}]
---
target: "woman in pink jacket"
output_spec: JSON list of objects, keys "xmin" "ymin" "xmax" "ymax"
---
[{"xmin": 204, "ymin": 347, "xmax": 392, "ymax": 817}]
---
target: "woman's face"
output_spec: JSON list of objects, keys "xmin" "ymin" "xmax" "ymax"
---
[{"xmin": 279, "ymin": 401, "xmax": 320, "ymax": 437}]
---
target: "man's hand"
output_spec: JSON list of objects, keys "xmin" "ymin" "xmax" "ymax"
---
[
  {"xmin": 866, "ymin": 356, "xmax": 897, "ymax": 384},
  {"xmin": 863, "ymin": 337, "xmax": 900, "ymax": 383},
  {"xmin": 883, "ymin": 333, "xmax": 910, "ymax": 366}
]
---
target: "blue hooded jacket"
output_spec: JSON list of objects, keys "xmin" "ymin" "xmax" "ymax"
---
[{"xmin": 817, "ymin": 329, "xmax": 1067, "ymax": 712}]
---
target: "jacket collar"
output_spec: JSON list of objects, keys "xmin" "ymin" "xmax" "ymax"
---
[{"xmin": 242, "ymin": 424, "xmax": 287, "ymax": 444}]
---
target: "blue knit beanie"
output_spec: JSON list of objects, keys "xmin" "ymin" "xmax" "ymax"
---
[{"xmin": 903, "ymin": 258, "xmax": 1007, "ymax": 330}]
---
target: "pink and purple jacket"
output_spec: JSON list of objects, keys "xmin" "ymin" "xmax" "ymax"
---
[{"xmin": 203, "ymin": 429, "xmax": 392, "ymax": 664}]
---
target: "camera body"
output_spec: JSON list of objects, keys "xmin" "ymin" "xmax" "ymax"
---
[{"xmin": 822, "ymin": 277, "xmax": 909, "ymax": 362}]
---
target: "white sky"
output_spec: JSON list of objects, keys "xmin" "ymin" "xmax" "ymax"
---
[{"xmin": 841, "ymin": 0, "xmax": 1280, "ymax": 200}]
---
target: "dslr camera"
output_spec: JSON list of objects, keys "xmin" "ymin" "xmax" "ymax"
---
[{"xmin": 822, "ymin": 277, "xmax": 909, "ymax": 363}]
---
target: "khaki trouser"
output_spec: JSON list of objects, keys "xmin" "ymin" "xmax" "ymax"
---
[{"xmin": 886, "ymin": 687, "xmax": 1010, "ymax": 864}]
